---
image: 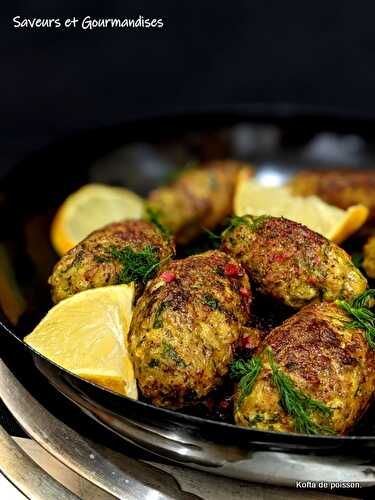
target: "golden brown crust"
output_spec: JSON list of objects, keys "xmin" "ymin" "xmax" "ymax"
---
[
  {"xmin": 235, "ymin": 302, "xmax": 375, "ymax": 435},
  {"xmin": 147, "ymin": 160, "xmax": 253, "ymax": 244},
  {"xmin": 290, "ymin": 169, "xmax": 375, "ymax": 223},
  {"xmin": 48, "ymin": 220, "xmax": 175, "ymax": 303},
  {"xmin": 129, "ymin": 250, "xmax": 251, "ymax": 408},
  {"xmin": 363, "ymin": 235, "xmax": 375, "ymax": 278},
  {"xmin": 221, "ymin": 216, "xmax": 367, "ymax": 308}
]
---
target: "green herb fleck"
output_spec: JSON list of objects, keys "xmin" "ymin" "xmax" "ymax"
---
[
  {"xmin": 222, "ymin": 214, "xmax": 271, "ymax": 237},
  {"xmin": 337, "ymin": 289, "xmax": 375, "ymax": 350},
  {"xmin": 162, "ymin": 342, "xmax": 186, "ymax": 367},
  {"xmin": 72, "ymin": 249, "xmax": 84, "ymax": 266},
  {"xmin": 202, "ymin": 293, "xmax": 220, "ymax": 310},
  {"xmin": 267, "ymin": 347, "xmax": 335, "ymax": 435},
  {"xmin": 230, "ymin": 356, "xmax": 263, "ymax": 409},
  {"xmin": 153, "ymin": 301, "xmax": 170, "ymax": 329},
  {"xmin": 148, "ymin": 358, "xmax": 160, "ymax": 368},
  {"xmin": 145, "ymin": 206, "xmax": 171, "ymax": 239},
  {"xmin": 93, "ymin": 255, "xmax": 110, "ymax": 264},
  {"xmin": 110, "ymin": 244, "xmax": 161, "ymax": 284}
]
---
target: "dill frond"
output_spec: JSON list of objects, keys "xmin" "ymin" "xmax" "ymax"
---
[
  {"xmin": 222, "ymin": 214, "xmax": 271, "ymax": 237},
  {"xmin": 203, "ymin": 227, "xmax": 221, "ymax": 248},
  {"xmin": 352, "ymin": 289, "xmax": 375, "ymax": 309},
  {"xmin": 110, "ymin": 244, "xmax": 161, "ymax": 284},
  {"xmin": 337, "ymin": 289, "xmax": 375, "ymax": 350},
  {"xmin": 267, "ymin": 347, "xmax": 335, "ymax": 435},
  {"xmin": 230, "ymin": 357, "xmax": 263, "ymax": 409},
  {"xmin": 145, "ymin": 206, "xmax": 171, "ymax": 239}
]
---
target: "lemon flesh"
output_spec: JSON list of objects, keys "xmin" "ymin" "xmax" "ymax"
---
[
  {"xmin": 24, "ymin": 284, "xmax": 137, "ymax": 398},
  {"xmin": 234, "ymin": 173, "xmax": 368, "ymax": 244},
  {"xmin": 51, "ymin": 183, "xmax": 145, "ymax": 255}
]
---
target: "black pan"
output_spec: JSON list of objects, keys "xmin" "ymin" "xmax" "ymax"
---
[{"xmin": 2, "ymin": 109, "xmax": 375, "ymax": 476}]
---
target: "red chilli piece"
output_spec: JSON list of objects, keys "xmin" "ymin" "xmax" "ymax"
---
[
  {"xmin": 239, "ymin": 287, "xmax": 250, "ymax": 298},
  {"xmin": 224, "ymin": 262, "xmax": 241, "ymax": 277},
  {"xmin": 161, "ymin": 271, "xmax": 176, "ymax": 283},
  {"xmin": 240, "ymin": 335, "xmax": 257, "ymax": 350}
]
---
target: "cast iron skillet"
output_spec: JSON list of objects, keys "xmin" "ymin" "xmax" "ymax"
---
[{"xmin": 2, "ymin": 109, "xmax": 375, "ymax": 466}]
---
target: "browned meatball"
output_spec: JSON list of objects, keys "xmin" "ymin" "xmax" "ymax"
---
[
  {"xmin": 234, "ymin": 302, "xmax": 375, "ymax": 435},
  {"xmin": 128, "ymin": 250, "xmax": 251, "ymax": 408},
  {"xmin": 290, "ymin": 169, "xmax": 375, "ymax": 223},
  {"xmin": 221, "ymin": 215, "xmax": 367, "ymax": 308},
  {"xmin": 49, "ymin": 220, "xmax": 175, "ymax": 303},
  {"xmin": 363, "ymin": 235, "xmax": 375, "ymax": 278},
  {"xmin": 147, "ymin": 160, "xmax": 253, "ymax": 244}
]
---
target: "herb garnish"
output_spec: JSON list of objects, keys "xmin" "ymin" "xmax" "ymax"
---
[
  {"xmin": 230, "ymin": 356, "xmax": 263, "ymax": 409},
  {"xmin": 337, "ymin": 289, "xmax": 375, "ymax": 350},
  {"xmin": 203, "ymin": 227, "xmax": 221, "ymax": 249},
  {"xmin": 93, "ymin": 255, "xmax": 110, "ymax": 264},
  {"xmin": 202, "ymin": 293, "xmax": 220, "ymax": 310},
  {"xmin": 267, "ymin": 347, "xmax": 335, "ymax": 435},
  {"xmin": 230, "ymin": 349, "xmax": 335, "ymax": 434},
  {"xmin": 110, "ymin": 244, "xmax": 161, "ymax": 284},
  {"xmin": 145, "ymin": 206, "xmax": 171, "ymax": 239},
  {"xmin": 148, "ymin": 358, "xmax": 160, "ymax": 368},
  {"xmin": 162, "ymin": 342, "xmax": 186, "ymax": 367},
  {"xmin": 222, "ymin": 214, "xmax": 271, "ymax": 237},
  {"xmin": 153, "ymin": 301, "xmax": 170, "ymax": 329}
]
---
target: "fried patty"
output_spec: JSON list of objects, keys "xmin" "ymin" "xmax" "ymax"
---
[
  {"xmin": 234, "ymin": 302, "xmax": 375, "ymax": 435},
  {"xmin": 290, "ymin": 169, "xmax": 375, "ymax": 223},
  {"xmin": 147, "ymin": 160, "xmax": 253, "ymax": 244},
  {"xmin": 128, "ymin": 250, "xmax": 251, "ymax": 408},
  {"xmin": 49, "ymin": 220, "xmax": 175, "ymax": 303},
  {"xmin": 221, "ymin": 216, "xmax": 367, "ymax": 308},
  {"xmin": 363, "ymin": 235, "xmax": 375, "ymax": 278}
]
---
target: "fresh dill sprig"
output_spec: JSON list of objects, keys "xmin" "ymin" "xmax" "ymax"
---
[
  {"xmin": 267, "ymin": 348, "xmax": 335, "ymax": 435},
  {"xmin": 230, "ymin": 357, "xmax": 263, "ymax": 409},
  {"xmin": 110, "ymin": 244, "xmax": 162, "ymax": 284},
  {"xmin": 352, "ymin": 289, "xmax": 375, "ymax": 309},
  {"xmin": 145, "ymin": 206, "xmax": 172, "ymax": 239},
  {"xmin": 337, "ymin": 289, "xmax": 375, "ymax": 350},
  {"xmin": 203, "ymin": 227, "xmax": 221, "ymax": 249},
  {"xmin": 222, "ymin": 214, "xmax": 271, "ymax": 237}
]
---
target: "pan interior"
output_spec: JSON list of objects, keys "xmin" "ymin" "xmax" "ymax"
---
[{"xmin": 2, "ymin": 113, "xmax": 375, "ymax": 445}]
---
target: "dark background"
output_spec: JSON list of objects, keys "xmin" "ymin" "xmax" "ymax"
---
[{"xmin": 2, "ymin": 1, "xmax": 375, "ymax": 176}]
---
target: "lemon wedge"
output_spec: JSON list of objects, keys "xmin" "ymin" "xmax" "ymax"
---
[
  {"xmin": 234, "ymin": 170, "xmax": 368, "ymax": 244},
  {"xmin": 51, "ymin": 183, "xmax": 145, "ymax": 256},
  {"xmin": 24, "ymin": 284, "xmax": 137, "ymax": 398}
]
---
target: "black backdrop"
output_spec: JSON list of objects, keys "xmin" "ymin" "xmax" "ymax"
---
[{"xmin": 2, "ymin": 1, "xmax": 375, "ymax": 176}]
